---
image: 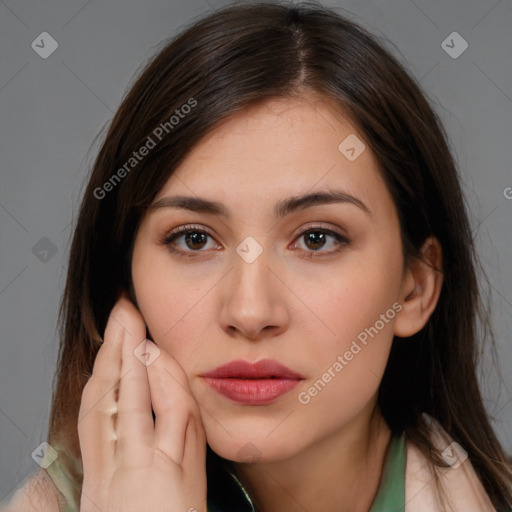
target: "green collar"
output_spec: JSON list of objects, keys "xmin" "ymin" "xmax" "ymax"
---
[
  {"xmin": 207, "ymin": 431, "xmax": 406, "ymax": 512},
  {"xmin": 369, "ymin": 431, "xmax": 406, "ymax": 512}
]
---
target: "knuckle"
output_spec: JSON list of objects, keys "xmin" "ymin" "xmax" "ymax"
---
[
  {"xmin": 80, "ymin": 378, "xmax": 118, "ymax": 410},
  {"xmin": 155, "ymin": 448, "xmax": 182, "ymax": 470},
  {"xmin": 80, "ymin": 398, "xmax": 117, "ymax": 421},
  {"xmin": 84, "ymin": 374, "xmax": 119, "ymax": 395}
]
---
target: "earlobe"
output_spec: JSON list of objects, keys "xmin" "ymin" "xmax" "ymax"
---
[{"xmin": 394, "ymin": 236, "xmax": 443, "ymax": 338}]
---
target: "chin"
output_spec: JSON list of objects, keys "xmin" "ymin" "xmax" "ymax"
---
[{"xmin": 206, "ymin": 429, "xmax": 302, "ymax": 464}]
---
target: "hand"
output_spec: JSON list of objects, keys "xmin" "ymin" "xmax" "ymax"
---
[{"xmin": 78, "ymin": 292, "xmax": 207, "ymax": 512}]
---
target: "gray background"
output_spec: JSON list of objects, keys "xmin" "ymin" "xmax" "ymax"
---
[{"xmin": 1, "ymin": 0, "xmax": 511, "ymax": 502}]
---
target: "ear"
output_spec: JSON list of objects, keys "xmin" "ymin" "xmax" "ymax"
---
[{"xmin": 394, "ymin": 236, "xmax": 443, "ymax": 338}]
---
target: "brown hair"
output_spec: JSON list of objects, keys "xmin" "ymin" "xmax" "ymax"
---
[{"xmin": 46, "ymin": 1, "xmax": 512, "ymax": 510}]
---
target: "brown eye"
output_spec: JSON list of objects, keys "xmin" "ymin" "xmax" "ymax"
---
[
  {"xmin": 182, "ymin": 231, "xmax": 208, "ymax": 250},
  {"xmin": 161, "ymin": 225, "xmax": 219, "ymax": 255},
  {"xmin": 160, "ymin": 224, "xmax": 349, "ymax": 259},
  {"xmin": 293, "ymin": 227, "xmax": 350, "ymax": 256},
  {"xmin": 303, "ymin": 231, "xmax": 327, "ymax": 250}
]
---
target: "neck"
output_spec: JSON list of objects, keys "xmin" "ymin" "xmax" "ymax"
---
[{"xmin": 231, "ymin": 401, "xmax": 392, "ymax": 512}]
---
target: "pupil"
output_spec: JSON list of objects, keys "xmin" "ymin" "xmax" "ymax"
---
[
  {"xmin": 183, "ymin": 231, "xmax": 326, "ymax": 251},
  {"xmin": 306, "ymin": 232, "xmax": 325, "ymax": 250},
  {"xmin": 186, "ymin": 232, "xmax": 207, "ymax": 250}
]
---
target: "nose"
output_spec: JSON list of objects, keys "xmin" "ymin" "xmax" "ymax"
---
[{"xmin": 218, "ymin": 245, "xmax": 289, "ymax": 342}]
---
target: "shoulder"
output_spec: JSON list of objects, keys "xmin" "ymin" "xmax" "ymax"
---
[
  {"xmin": 404, "ymin": 414, "xmax": 496, "ymax": 512},
  {"xmin": 1, "ymin": 469, "xmax": 61, "ymax": 512}
]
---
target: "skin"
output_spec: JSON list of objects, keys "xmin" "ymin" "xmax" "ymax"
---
[
  {"xmin": 128, "ymin": 95, "xmax": 443, "ymax": 512},
  {"xmin": 78, "ymin": 297, "xmax": 207, "ymax": 512}
]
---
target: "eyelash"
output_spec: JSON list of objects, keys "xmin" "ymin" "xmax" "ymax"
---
[{"xmin": 160, "ymin": 223, "xmax": 350, "ymax": 259}]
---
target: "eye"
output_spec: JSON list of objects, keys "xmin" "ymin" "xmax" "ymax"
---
[
  {"xmin": 291, "ymin": 225, "xmax": 350, "ymax": 256},
  {"xmin": 160, "ymin": 224, "xmax": 221, "ymax": 257},
  {"xmin": 160, "ymin": 223, "xmax": 350, "ymax": 258}
]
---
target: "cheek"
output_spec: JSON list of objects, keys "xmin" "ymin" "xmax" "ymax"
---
[
  {"xmin": 293, "ymin": 241, "xmax": 403, "ymax": 392},
  {"xmin": 136, "ymin": 285, "xmax": 212, "ymax": 365},
  {"xmin": 131, "ymin": 252, "xmax": 211, "ymax": 366},
  {"xmin": 292, "ymin": 272, "xmax": 400, "ymax": 436},
  {"xmin": 305, "ymin": 249, "xmax": 402, "ymax": 344}
]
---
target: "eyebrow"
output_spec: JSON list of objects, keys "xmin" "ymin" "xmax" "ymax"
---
[{"xmin": 149, "ymin": 190, "xmax": 372, "ymax": 219}]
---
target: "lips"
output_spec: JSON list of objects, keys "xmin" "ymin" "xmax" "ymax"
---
[
  {"xmin": 202, "ymin": 359, "xmax": 304, "ymax": 379},
  {"xmin": 201, "ymin": 359, "xmax": 304, "ymax": 405}
]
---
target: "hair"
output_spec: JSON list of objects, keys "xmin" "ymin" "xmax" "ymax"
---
[{"xmin": 44, "ymin": 1, "xmax": 512, "ymax": 510}]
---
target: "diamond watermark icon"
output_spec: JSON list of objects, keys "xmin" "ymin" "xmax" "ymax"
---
[
  {"xmin": 31, "ymin": 32, "xmax": 59, "ymax": 59},
  {"xmin": 441, "ymin": 441, "xmax": 468, "ymax": 469},
  {"xmin": 31, "ymin": 442, "xmax": 58, "ymax": 468},
  {"xmin": 236, "ymin": 236, "xmax": 263, "ymax": 263},
  {"xmin": 441, "ymin": 32, "xmax": 468, "ymax": 59},
  {"xmin": 237, "ymin": 442, "xmax": 262, "ymax": 463},
  {"xmin": 32, "ymin": 237, "xmax": 58, "ymax": 262},
  {"xmin": 338, "ymin": 134, "xmax": 366, "ymax": 161},
  {"xmin": 133, "ymin": 339, "xmax": 161, "ymax": 366}
]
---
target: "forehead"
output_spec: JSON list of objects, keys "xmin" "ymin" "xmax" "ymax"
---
[{"xmin": 152, "ymin": 96, "xmax": 394, "ymax": 220}]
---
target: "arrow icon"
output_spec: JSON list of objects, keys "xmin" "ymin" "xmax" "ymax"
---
[
  {"xmin": 31, "ymin": 441, "xmax": 58, "ymax": 468},
  {"xmin": 134, "ymin": 339, "xmax": 160, "ymax": 365},
  {"xmin": 236, "ymin": 236, "xmax": 263, "ymax": 263},
  {"xmin": 339, "ymin": 134, "xmax": 365, "ymax": 161},
  {"xmin": 441, "ymin": 441, "xmax": 468, "ymax": 468},
  {"xmin": 441, "ymin": 32, "xmax": 468, "ymax": 59},
  {"xmin": 31, "ymin": 32, "xmax": 58, "ymax": 59},
  {"xmin": 32, "ymin": 237, "xmax": 57, "ymax": 262}
]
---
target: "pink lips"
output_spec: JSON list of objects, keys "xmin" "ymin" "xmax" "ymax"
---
[{"xmin": 201, "ymin": 359, "xmax": 304, "ymax": 405}]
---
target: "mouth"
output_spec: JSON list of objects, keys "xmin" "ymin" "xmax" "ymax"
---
[{"xmin": 200, "ymin": 359, "xmax": 305, "ymax": 406}]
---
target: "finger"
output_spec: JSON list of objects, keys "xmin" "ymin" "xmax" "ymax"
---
[
  {"xmin": 114, "ymin": 297, "xmax": 154, "ymax": 465},
  {"xmin": 146, "ymin": 341, "xmax": 203, "ymax": 467},
  {"xmin": 78, "ymin": 299, "xmax": 125, "ymax": 479},
  {"xmin": 182, "ymin": 413, "xmax": 207, "ymax": 480},
  {"xmin": 182, "ymin": 416, "xmax": 208, "ymax": 511}
]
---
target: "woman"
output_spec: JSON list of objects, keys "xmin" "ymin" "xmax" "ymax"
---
[{"xmin": 4, "ymin": 1, "xmax": 512, "ymax": 511}]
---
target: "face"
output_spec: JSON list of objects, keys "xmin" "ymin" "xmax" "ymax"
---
[{"xmin": 131, "ymin": 95, "xmax": 406, "ymax": 463}]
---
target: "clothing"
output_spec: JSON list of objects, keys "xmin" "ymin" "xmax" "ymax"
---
[
  {"xmin": 206, "ymin": 431, "xmax": 406, "ymax": 511},
  {"xmin": 404, "ymin": 415, "xmax": 502, "ymax": 511},
  {"xmin": 38, "ymin": 416, "xmax": 506, "ymax": 511},
  {"xmin": 41, "ymin": 448, "xmax": 76, "ymax": 512},
  {"xmin": 42, "ymin": 431, "xmax": 406, "ymax": 512}
]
